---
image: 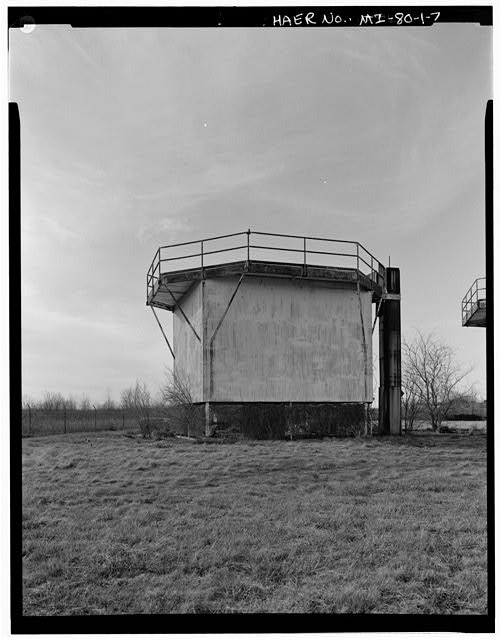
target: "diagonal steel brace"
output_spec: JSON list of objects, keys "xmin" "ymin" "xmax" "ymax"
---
[
  {"xmin": 163, "ymin": 284, "xmax": 201, "ymax": 343},
  {"xmin": 150, "ymin": 306, "xmax": 175, "ymax": 360},
  {"xmin": 209, "ymin": 272, "xmax": 246, "ymax": 397}
]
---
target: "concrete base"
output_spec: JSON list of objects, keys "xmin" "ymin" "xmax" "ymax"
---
[
  {"xmin": 204, "ymin": 402, "xmax": 367, "ymax": 439},
  {"xmin": 161, "ymin": 402, "xmax": 368, "ymax": 440}
]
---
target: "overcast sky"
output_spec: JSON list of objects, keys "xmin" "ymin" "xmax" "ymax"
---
[{"xmin": 9, "ymin": 21, "xmax": 491, "ymax": 404}]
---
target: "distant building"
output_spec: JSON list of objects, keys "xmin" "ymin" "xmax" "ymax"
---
[{"xmin": 449, "ymin": 395, "xmax": 487, "ymax": 420}]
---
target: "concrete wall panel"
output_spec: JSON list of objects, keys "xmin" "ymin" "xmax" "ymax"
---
[
  {"xmin": 203, "ymin": 276, "xmax": 372, "ymax": 403},
  {"xmin": 173, "ymin": 283, "xmax": 203, "ymax": 402}
]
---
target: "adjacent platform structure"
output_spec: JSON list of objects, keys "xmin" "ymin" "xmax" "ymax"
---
[
  {"xmin": 462, "ymin": 277, "xmax": 486, "ymax": 327},
  {"xmin": 146, "ymin": 230, "xmax": 400, "ymax": 437}
]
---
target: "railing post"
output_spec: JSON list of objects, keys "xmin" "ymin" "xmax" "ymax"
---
[
  {"xmin": 247, "ymin": 229, "xmax": 250, "ymax": 263},
  {"xmin": 156, "ymin": 248, "xmax": 161, "ymax": 291},
  {"xmin": 356, "ymin": 243, "xmax": 360, "ymax": 274},
  {"xmin": 201, "ymin": 241, "xmax": 204, "ymax": 279}
]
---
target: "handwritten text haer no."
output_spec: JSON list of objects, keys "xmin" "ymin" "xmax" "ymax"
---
[{"xmin": 272, "ymin": 13, "xmax": 317, "ymax": 27}]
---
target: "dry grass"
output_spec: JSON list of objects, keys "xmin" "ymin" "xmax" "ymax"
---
[{"xmin": 22, "ymin": 432, "xmax": 487, "ymax": 615}]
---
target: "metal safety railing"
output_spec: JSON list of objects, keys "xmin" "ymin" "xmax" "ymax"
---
[
  {"xmin": 462, "ymin": 277, "xmax": 486, "ymax": 325},
  {"xmin": 147, "ymin": 230, "xmax": 386, "ymax": 301}
]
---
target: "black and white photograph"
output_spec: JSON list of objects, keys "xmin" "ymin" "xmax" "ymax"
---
[{"xmin": 8, "ymin": 3, "xmax": 493, "ymax": 632}]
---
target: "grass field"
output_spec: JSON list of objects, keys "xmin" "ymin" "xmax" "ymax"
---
[{"xmin": 22, "ymin": 431, "xmax": 487, "ymax": 615}]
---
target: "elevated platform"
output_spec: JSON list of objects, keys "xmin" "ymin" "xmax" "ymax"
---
[
  {"xmin": 463, "ymin": 300, "xmax": 486, "ymax": 327},
  {"xmin": 146, "ymin": 230, "xmax": 386, "ymax": 310},
  {"xmin": 148, "ymin": 259, "xmax": 384, "ymax": 311},
  {"xmin": 462, "ymin": 277, "xmax": 486, "ymax": 327}
]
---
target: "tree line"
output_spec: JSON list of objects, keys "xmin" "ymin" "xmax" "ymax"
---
[
  {"xmin": 22, "ymin": 381, "xmax": 159, "ymax": 412},
  {"xmin": 22, "ymin": 373, "xmax": 194, "ymax": 416}
]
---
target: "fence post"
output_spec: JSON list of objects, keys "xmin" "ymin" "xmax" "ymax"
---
[
  {"xmin": 27, "ymin": 404, "xmax": 32, "ymax": 436},
  {"xmin": 247, "ymin": 229, "xmax": 250, "ymax": 264},
  {"xmin": 63, "ymin": 406, "xmax": 67, "ymax": 434},
  {"xmin": 122, "ymin": 409, "xmax": 125, "ymax": 430},
  {"xmin": 303, "ymin": 237, "xmax": 307, "ymax": 276},
  {"xmin": 93, "ymin": 404, "xmax": 97, "ymax": 431}
]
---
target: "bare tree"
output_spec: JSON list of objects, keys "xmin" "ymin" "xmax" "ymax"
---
[
  {"xmin": 120, "ymin": 386, "xmax": 135, "ymax": 410},
  {"xmin": 40, "ymin": 391, "xmax": 67, "ymax": 411},
  {"xmin": 101, "ymin": 386, "xmax": 116, "ymax": 410},
  {"xmin": 65, "ymin": 395, "xmax": 78, "ymax": 410},
  {"xmin": 79, "ymin": 394, "xmax": 92, "ymax": 411},
  {"xmin": 22, "ymin": 395, "xmax": 35, "ymax": 410},
  {"xmin": 160, "ymin": 369, "xmax": 202, "ymax": 437},
  {"xmin": 401, "ymin": 368, "xmax": 422, "ymax": 432},
  {"xmin": 122, "ymin": 381, "xmax": 151, "ymax": 412},
  {"xmin": 133, "ymin": 380, "xmax": 151, "ymax": 419},
  {"xmin": 134, "ymin": 380, "xmax": 154, "ymax": 437},
  {"xmin": 118, "ymin": 381, "xmax": 153, "ymax": 434},
  {"xmin": 403, "ymin": 332, "xmax": 473, "ymax": 431}
]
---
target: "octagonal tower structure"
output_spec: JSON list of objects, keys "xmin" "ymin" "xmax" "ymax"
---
[{"xmin": 147, "ymin": 230, "xmax": 398, "ymax": 438}]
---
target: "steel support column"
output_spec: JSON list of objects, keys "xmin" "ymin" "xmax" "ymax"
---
[{"xmin": 378, "ymin": 267, "xmax": 401, "ymax": 435}]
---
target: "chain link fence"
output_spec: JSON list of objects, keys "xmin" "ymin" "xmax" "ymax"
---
[{"xmin": 21, "ymin": 407, "xmax": 147, "ymax": 437}]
